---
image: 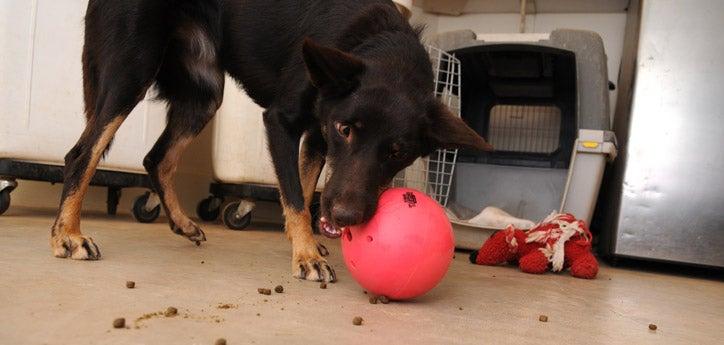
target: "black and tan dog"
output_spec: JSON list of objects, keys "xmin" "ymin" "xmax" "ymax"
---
[{"xmin": 51, "ymin": 0, "xmax": 492, "ymax": 282}]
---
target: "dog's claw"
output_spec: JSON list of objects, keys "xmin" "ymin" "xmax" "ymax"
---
[
  {"xmin": 171, "ymin": 220, "xmax": 207, "ymax": 244},
  {"xmin": 51, "ymin": 234, "xmax": 101, "ymax": 260},
  {"xmin": 293, "ymin": 256, "xmax": 336, "ymax": 283},
  {"xmin": 317, "ymin": 243, "xmax": 329, "ymax": 257}
]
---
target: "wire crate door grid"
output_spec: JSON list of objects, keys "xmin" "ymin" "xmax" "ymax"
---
[{"xmin": 392, "ymin": 46, "xmax": 460, "ymax": 207}]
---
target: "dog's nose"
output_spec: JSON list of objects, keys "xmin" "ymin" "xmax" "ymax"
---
[{"xmin": 331, "ymin": 204, "xmax": 363, "ymax": 226}]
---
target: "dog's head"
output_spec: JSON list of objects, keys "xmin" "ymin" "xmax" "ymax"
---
[{"xmin": 302, "ymin": 39, "xmax": 493, "ymax": 238}]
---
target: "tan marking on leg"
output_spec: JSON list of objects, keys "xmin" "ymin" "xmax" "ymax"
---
[
  {"xmin": 280, "ymin": 138, "xmax": 333, "ymax": 281},
  {"xmin": 51, "ymin": 116, "xmax": 124, "ymax": 259},
  {"xmin": 156, "ymin": 136, "xmax": 193, "ymax": 226},
  {"xmin": 299, "ymin": 147, "xmax": 324, "ymax": 209},
  {"xmin": 56, "ymin": 117, "xmax": 124, "ymax": 230},
  {"xmin": 281, "ymin": 202, "xmax": 334, "ymax": 281}
]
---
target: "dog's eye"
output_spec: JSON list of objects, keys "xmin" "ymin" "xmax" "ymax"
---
[{"xmin": 335, "ymin": 123, "xmax": 351, "ymax": 138}]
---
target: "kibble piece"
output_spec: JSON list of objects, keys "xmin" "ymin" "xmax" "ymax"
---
[
  {"xmin": 352, "ymin": 316, "xmax": 363, "ymax": 326},
  {"xmin": 368, "ymin": 296, "xmax": 378, "ymax": 304},
  {"xmin": 125, "ymin": 281, "xmax": 135, "ymax": 289},
  {"xmin": 274, "ymin": 285, "xmax": 284, "ymax": 293},
  {"xmin": 378, "ymin": 295, "xmax": 390, "ymax": 304},
  {"xmin": 257, "ymin": 288, "xmax": 272, "ymax": 295},
  {"xmin": 165, "ymin": 307, "xmax": 178, "ymax": 317},
  {"xmin": 539, "ymin": 315, "xmax": 548, "ymax": 322},
  {"xmin": 458, "ymin": 307, "xmax": 463, "ymax": 311},
  {"xmin": 113, "ymin": 318, "xmax": 125, "ymax": 329},
  {"xmin": 215, "ymin": 338, "xmax": 227, "ymax": 345},
  {"xmin": 319, "ymin": 282, "xmax": 327, "ymax": 289},
  {"xmin": 649, "ymin": 324, "xmax": 657, "ymax": 331}
]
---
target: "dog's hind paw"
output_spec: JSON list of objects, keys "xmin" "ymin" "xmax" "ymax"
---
[
  {"xmin": 51, "ymin": 234, "xmax": 101, "ymax": 260},
  {"xmin": 171, "ymin": 219, "xmax": 207, "ymax": 245},
  {"xmin": 293, "ymin": 255, "xmax": 337, "ymax": 283}
]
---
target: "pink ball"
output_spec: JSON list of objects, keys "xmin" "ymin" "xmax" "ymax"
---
[{"xmin": 341, "ymin": 188, "xmax": 455, "ymax": 300}]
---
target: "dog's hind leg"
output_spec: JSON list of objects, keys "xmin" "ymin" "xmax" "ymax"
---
[
  {"xmin": 143, "ymin": 98, "xmax": 221, "ymax": 244},
  {"xmin": 144, "ymin": 20, "xmax": 224, "ymax": 244},
  {"xmin": 51, "ymin": 77, "xmax": 155, "ymax": 260},
  {"xmin": 50, "ymin": 2, "xmax": 172, "ymax": 259}
]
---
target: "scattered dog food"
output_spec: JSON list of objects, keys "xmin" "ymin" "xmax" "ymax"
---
[
  {"xmin": 201, "ymin": 261, "xmax": 205, "ymax": 264},
  {"xmin": 257, "ymin": 288, "xmax": 272, "ymax": 295},
  {"xmin": 256, "ymin": 313, "xmax": 260, "ymax": 317},
  {"xmin": 458, "ymin": 307, "xmax": 463, "ymax": 311},
  {"xmin": 368, "ymin": 296, "xmax": 378, "ymax": 304},
  {"xmin": 649, "ymin": 323, "xmax": 657, "ymax": 331},
  {"xmin": 319, "ymin": 283, "xmax": 327, "ymax": 289},
  {"xmin": 165, "ymin": 307, "xmax": 178, "ymax": 317},
  {"xmin": 217, "ymin": 304, "xmax": 235, "ymax": 309},
  {"xmin": 126, "ymin": 281, "xmax": 135, "ymax": 289},
  {"xmin": 275, "ymin": 285, "xmax": 284, "ymax": 293},
  {"xmin": 113, "ymin": 318, "xmax": 125, "ymax": 329},
  {"xmin": 378, "ymin": 296, "xmax": 390, "ymax": 304},
  {"xmin": 215, "ymin": 338, "xmax": 227, "ymax": 345},
  {"xmin": 539, "ymin": 315, "xmax": 548, "ymax": 322},
  {"xmin": 352, "ymin": 316, "xmax": 364, "ymax": 326}
]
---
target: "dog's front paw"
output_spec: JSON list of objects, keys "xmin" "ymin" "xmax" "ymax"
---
[
  {"xmin": 292, "ymin": 249, "xmax": 336, "ymax": 283},
  {"xmin": 171, "ymin": 219, "xmax": 207, "ymax": 245},
  {"xmin": 51, "ymin": 233, "xmax": 101, "ymax": 260}
]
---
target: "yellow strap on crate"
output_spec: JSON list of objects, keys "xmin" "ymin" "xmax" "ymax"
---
[{"xmin": 582, "ymin": 141, "xmax": 599, "ymax": 149}]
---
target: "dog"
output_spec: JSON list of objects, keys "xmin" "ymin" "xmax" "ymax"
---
[{"xmin": 50, "ymin": 0, "xmax": 492, "ymax": 282}]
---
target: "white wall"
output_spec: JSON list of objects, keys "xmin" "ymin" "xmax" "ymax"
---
[{"xmin": 428, "ymin": 12, "xmax": 627, "ymax": 122}]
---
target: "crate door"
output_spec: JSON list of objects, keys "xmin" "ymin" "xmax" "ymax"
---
[{"xmin": 392, "ymin": 46, "xmax": 461, "ymax": 207}]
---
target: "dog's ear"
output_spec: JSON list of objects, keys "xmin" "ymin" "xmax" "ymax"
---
[
  {"xmin": 302, "ymin": 38, "xmax": 366, "ymax": 96},
  {"xmin": 426, "ymin": 101, "xmax": 494, "ymax": 151}
]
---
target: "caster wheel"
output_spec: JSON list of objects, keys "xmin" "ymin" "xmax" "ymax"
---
[
  {"xmin": 132, "ymin": 192, "xmax": 161, "ymax": 223},
  {"xmin": 0, "ymin": 190, "xmax": 10, "ymax": 216},
  {"xmin": 196, "ymin": 196, "xmax": 223, "ymax": 222},
  {"xmin": 222, "ymin": 201, "xmax": 252, "ymax": 230}
]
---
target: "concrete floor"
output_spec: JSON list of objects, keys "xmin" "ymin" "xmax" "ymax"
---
[{"xmin": 1, "ymin": 207, "xmax": 722, "ymax": 345}]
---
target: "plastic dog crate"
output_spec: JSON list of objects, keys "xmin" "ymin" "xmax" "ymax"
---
[
  {"xmin": 0, "ymin": 0, "xmax": 164, "ymax": 218},
  {"xmin": 396, "ymin": 30, "xmax": 617, "ymax": 249}
]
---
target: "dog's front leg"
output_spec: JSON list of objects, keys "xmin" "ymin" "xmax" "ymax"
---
[{"xmin": 264, "ymin": 108, "xmax": 336, "ymax": 282}]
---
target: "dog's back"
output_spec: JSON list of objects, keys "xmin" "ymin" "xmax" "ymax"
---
[
  {"xmin": 84, "ymin": 0, "xmax": 405, "ymax": 108},
  {"xmin": 219, "ymin": 0, "xmax": 408, "ymax": 107}
]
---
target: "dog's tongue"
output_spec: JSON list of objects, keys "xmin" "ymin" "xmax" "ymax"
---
[{"xmin": 319, "ymin": 217, "xmax": 344, "ymax": 239}]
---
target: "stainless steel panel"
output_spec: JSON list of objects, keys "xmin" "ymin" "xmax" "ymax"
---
[{"xmin": 613, "ymin": 0, "xmax": 724, "ymax": 266}]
